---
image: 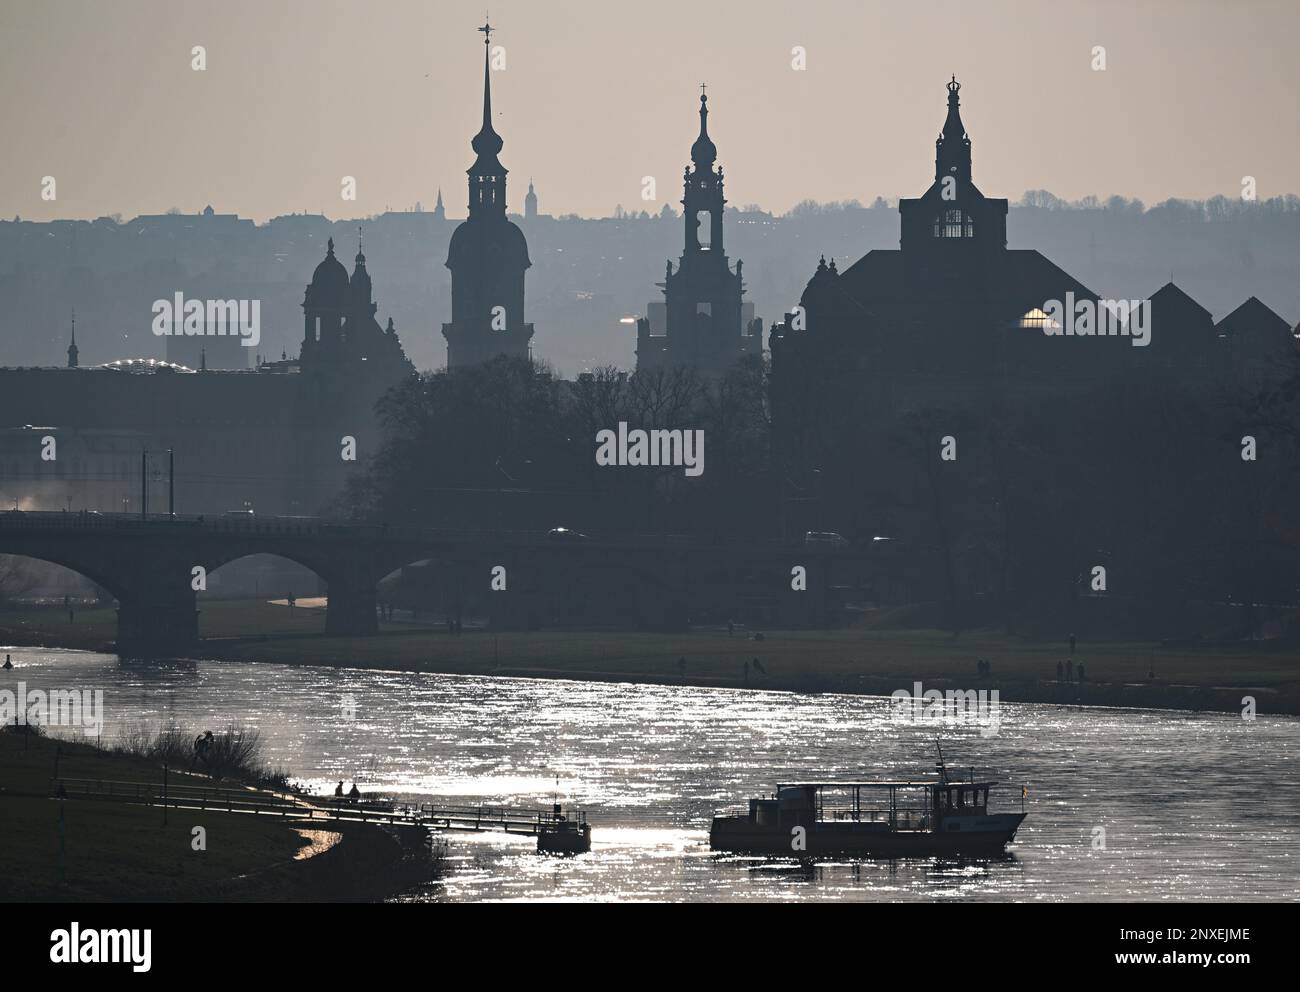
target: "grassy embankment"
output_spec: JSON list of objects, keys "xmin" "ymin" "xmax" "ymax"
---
[
  {"xmin": 2, "ymin": 598, "xmax": 1297, "ymax": 713},
  {"xmin": 0, "ymin": 728, "xmax": 437, "ymax": 902}
]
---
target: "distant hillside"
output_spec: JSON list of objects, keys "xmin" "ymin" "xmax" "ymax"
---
[{"xmin": 3, "ymin": 193, "xmax": 1298, "ymax": 377}]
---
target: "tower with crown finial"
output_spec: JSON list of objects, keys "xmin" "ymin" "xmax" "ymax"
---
[
  {"xmin": 897, "ymin": 76, "xmax": 1007, "ymax": 263},
  {"xmin": 442, "ymin": 20, "xmax": 535, "ymax": 369},
  {"xmin": 636, "ymin": 86, "xmax": 759, "ymax": 376}
]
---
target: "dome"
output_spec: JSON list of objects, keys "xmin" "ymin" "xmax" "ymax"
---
[
  {"xmin": 472, "ymin": 121, "xmax": 504, "ymax": 159},
  {"xmin": 446, "ymin": 215, "xmax": 531, "ymax": 271},
  {"xmin": 690, "ymin": 94, "xmax": 717, "ymax": 168},
  {"xmin": 350, "ymin": 249, "xmax": 372, "ymax": 298},
  {"xmin": 308, "ymin": 238, "xmax": 350, "ymax": 306},
  {"xmin": 798, "ymin": 256, "xmax": 840, "ymax": 310}
]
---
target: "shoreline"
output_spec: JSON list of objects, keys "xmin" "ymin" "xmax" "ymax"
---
[
  {"xmin": 0, "ymin": 730, "xmax": 439, "ymax": 902},
  {"xmin": 6, "ymin": 622, "xmax": 1295, "ymax": 717}
]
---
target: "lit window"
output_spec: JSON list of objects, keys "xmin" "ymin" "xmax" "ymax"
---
[{"xmin": 1019, "ymin": 308, "xmax": 1060, "ymax": 330}]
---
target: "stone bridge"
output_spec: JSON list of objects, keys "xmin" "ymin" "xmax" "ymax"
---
[{"xmin": 0, "ymin": 511, "xmax": 900, "ymax": 657}]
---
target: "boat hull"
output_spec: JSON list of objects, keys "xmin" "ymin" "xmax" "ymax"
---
[
  {"xmin": 537, "ymin": 823, "xmax": 592, "ymax": 855},
  {"xmin": 709, "ymin": 812, "xmax": 1025, "ymax": 858}
]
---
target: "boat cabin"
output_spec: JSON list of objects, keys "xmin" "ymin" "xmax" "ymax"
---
[{"xmin": 747, "ymin": 778, "xmax": 1001, "ymax": 833}]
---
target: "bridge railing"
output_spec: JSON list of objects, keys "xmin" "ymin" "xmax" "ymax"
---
[
  {"xmin": 0, "ymin": 509, "xmax": 877, "ymax": 556},
  {"xmin": 52, "ymin": 776, "xmax": 306, "ymax": 815}
]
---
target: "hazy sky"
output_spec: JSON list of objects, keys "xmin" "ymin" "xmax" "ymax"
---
[{"xmin": 1, "ymin": 0, "xmax": 1296, "ymax": 222}]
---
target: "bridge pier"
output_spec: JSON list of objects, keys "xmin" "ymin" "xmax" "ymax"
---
[
  {"xmin": 116, "ymin": 596, "xmax": 199, "ymax": 658},
  {"xmin": 325, "ymin": 580, "xmax": 379, "ymax": 636}
]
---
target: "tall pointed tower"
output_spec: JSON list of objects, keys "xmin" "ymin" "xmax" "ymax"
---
[
  {"xmin": 636, "ymin": 87, "xmax": 757, "ymax": 375},
  {"xmin": 524, "ymin": 179, "xmax": 538, "ymax": 220},
  {"xmin": 442, "ymin": 20, "xmax": 534, "ymax": 369},
  {"xmin": 66, "ymin": 310, "xmax": 79, "ymax": 368},
  {"xmin": 898, "ymin": 77, "xmax": 1007, "ymax": 266}
]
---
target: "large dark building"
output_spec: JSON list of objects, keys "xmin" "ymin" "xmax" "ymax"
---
[
  {"xmin": 442, "ymin": 24, "xmax": 535, "ymax": 369},
  {"xmin": 636, "ymin": 90, "xmax": 761, "ymax": 376},
  {"xmin": 0, "ymin": 240, "xmax": 413, "ymax": 517},
  {"xmin": 770, "ymin": 78, "xmax": 1116, "ymax": 421}
]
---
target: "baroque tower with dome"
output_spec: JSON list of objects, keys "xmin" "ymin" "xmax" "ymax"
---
[{"xmin": 441, "ymin": 21, "xmax": 535, "ymax": 369}]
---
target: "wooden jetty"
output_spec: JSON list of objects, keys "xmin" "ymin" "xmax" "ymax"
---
[{"xmin": 51, "ymin": 776, "xmax": 592, "ymax": 854}]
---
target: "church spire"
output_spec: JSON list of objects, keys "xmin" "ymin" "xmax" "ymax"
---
[
  {"xmin": 467, "ymin": 20, "xmax": 507, "ymax": 217},
  {"xmin": 936, "ymin": 76, "xmax": 972, "ymax": 182},
  {"xmin": 66, "ymin": 309, "xmax": 79, "ymax": 368},
  {"xmin": 682, "ymin": 85, "xmax": 725, "ymax": 255},
  {"xmin": 470, "ymin": 21, "xmax": 503, "ymax": 162},
  {"xmin": 691, "ymin": 84, "xmax": 717, "ymax": 168}
]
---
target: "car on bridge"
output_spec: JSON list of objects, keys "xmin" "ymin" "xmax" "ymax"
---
[{"xmin": 547, "ymin": 527, "xmax": 589, "ymax": 543}]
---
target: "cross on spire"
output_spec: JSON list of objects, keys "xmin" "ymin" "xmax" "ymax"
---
[{"xmin": 479, "ymin": 16, "xmax": 493, "ymax": 45}]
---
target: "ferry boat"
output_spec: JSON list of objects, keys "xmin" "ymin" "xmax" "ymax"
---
[
  {"xmin": 536, "ymin": 803, "xmax": 592, "ymax": 855},
  {"xmin": 709, "ymin": 746, "xmax": 1026, "ymax": 858}
]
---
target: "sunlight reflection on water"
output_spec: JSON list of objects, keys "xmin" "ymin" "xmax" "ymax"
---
[{"xmin": 7, "ymin": 648, "xmax": 1299, "ymax": 902}]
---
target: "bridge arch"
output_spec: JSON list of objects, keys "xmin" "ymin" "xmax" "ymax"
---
[{"xmin": 196, "ymin": 552, "xmax": 329, "ymax": 638}]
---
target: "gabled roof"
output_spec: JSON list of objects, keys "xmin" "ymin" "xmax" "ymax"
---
[
  {"xmin": 1215, "ymin": 296, "xmax": 1292, "ymax": 337},
  {"xmin": 1149, "ymin": 282, "xmax": 1214, "ymax": 324}
]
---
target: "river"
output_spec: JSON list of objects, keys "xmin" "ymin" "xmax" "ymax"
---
[{"xmin": 4, "ymin": 647, "xmax": 1298, "ymax": 902}]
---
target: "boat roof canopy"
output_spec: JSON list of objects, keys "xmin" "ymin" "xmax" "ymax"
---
[{"xmin": 777, "ymin": 780, "xmax": 1000, "ymax": 790}]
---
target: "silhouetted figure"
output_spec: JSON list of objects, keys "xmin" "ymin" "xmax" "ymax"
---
[
  {"xmin": 1065, "ymin": 659, "xmax": 1074, "ymax": 683},
  {"xmin": 190, "ymin": 730, "xmax": 213, "ymax": 771},
  {"xmin": 348, "ymin": 782, "xmax": 362, "ymax": 800},
  {"xmin": 447, "ymin": 619, "xmax": 455, "ymax": 634},
  {"xmin": 2, "ymin": 654, "xmax": 11, "ymax": 670},
  {"xmin": 752, "ymin": 658, "xmax": 765, "ymax": 675},
  {"xmin": 1069, "ymin": 633, "xmax": 1076, "ymax": 655},
  {"xmin": 1148, "ymin": 667, "xmax": 1156, "ymax": 681},
  {"xmin": 334, "ymin": 780, "xmax": 344, "ymax": 798},
  {"xmin": 727, "ymin": 621, "xmax": 734, "ymax": 637},
  {"xmin": 288, "ymin": 593, "xmax": 296, "ymax": 609},
  {"xmin": 1056, "ymin": 660, "xmax": 1063, "ymax": 681}
]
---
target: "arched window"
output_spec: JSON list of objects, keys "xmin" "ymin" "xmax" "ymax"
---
[
  {"xmin": 1019, "ymin": 307, "xmax": 1061, "ymax": 330},
  {"xmin": 933, "ymin": 209, "xmax": 975, "ymax": 239}
]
